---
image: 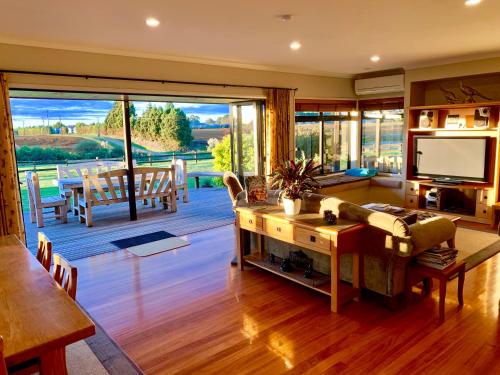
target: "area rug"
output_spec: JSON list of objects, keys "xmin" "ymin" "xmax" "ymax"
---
[
  {"xmin": 111, "ymin": 230, "xmax": 175, "ymax": 249},
  {"xmin": 84, "ymin": 316, "xmax": 143, "ymax": 375},
  {"xmin": 455, "ymin": 227, "xmax": 500, "ymax": 271},
  {"xmin": 126, "ymin": 237, "xmax": 190, "ymax": 257}
]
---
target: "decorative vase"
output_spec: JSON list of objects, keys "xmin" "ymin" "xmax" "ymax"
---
[{"xmin": 283, "ymin": 197, "xmax": 302, "ymax": 216}]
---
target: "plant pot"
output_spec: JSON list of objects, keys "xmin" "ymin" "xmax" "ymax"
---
[{"xmin": 283, "ymin": 197, "xmax": 302, "ymax": 216}]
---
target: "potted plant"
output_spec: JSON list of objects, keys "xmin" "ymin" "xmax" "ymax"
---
[{"xmin": 271, "ymin": 159, "xmax": 320, "ymax": 215}]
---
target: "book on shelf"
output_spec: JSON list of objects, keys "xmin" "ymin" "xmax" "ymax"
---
[{"xmin": 417, "ymin": 247, "xmax": 458, "ymax": 270}]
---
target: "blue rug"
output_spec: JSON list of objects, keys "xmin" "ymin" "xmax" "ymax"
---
[{"xmin": 111, "ymin": 231, "xmax": 175, "ymax": 249}]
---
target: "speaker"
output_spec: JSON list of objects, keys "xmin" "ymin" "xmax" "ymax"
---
[{"xmin": 419, "ymin": 110, "xmax": 438, "ymax": 128}]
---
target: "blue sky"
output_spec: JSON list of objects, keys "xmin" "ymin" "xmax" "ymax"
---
[{"xmin": 10, "ymin": 99, "xmax": 229, "ymax": 128}]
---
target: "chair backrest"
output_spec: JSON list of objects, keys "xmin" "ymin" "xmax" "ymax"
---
[
  {"xmin": 134, "ymin": 167, "xmax": 174, "ymax": 199},
  {"xmin": 0, "ymin": 336, "xmax": 7, "ymax": 375},
  {"xmin": 36, "ymin": 232, "xmax": 52, "ymax": 272},
  {"xmin": 171, "ymin": 158, "xmax": 187, "ymax": 187},
  {"xmin": 53, "ymin": 254, "xmax": 78, "ymax": 300},
  {"xmin": 223, "ymin": 171, "xmax": 243, "ymax": 206},
  {"xmin": 25, "ymin": 171, "xmax": 42, "ymax": 208},
  {"xmin": 57, "ymin": 160, "xmax": 136, "ymax": 179},
  {"xmin": 82, "ymin": 168, "xmax": 129, "ymax": 205}
]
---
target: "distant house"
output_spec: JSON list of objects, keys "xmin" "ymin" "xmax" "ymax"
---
[{"xmin": 67, "ymin": 125, "xmax": 76, "ymax": 134}]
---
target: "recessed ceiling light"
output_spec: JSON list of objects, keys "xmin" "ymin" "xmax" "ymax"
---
[
  {"xmin": 290, "ymin": 41, "xmax": 301, "ymax": 51},
  {"xmin": 465, "ymin": 0, "xmax": 481, "ymax": 6},
  {"xmin": 146, "ymin": 17, "xmax": 160, "ymax": 28},
  {"xmin": 370, "ymin": 55, "xmax": 380, "ymax": 62},
  {"xmin": 277, "ymin": 14, "xmax": 293, "ymax": 22}
]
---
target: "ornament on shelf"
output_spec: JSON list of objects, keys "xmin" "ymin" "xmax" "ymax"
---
[
  {"xmin": 459, "ymin": 81, "xmax": 492, "ymax": 103},
  {"xmin": 440, "ymin": 86, "xmax": 461, "ymax": 104}
]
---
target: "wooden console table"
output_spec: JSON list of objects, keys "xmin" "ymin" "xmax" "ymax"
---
[{"xmin": 235, "ymin": 205, "xmax": 366, "ymax": 313}]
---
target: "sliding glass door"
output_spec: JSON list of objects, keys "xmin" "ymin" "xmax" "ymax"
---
[{"xmin": 229, "ymin": 101, "xmax": 264, "ymax": 180}]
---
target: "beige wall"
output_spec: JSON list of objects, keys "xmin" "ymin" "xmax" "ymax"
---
[{"xmin": 0, "ymin": 43, "xmax": 355, "ymax": 100}]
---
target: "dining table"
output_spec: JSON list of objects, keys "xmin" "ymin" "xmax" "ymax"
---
[{"xmin": 0, "ymin": 235, "xmax": 95, "ymax": 375}]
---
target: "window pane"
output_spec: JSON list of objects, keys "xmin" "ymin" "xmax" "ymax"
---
[
  {"xmin": 323, "ymin": 121, "xmax": 350, "ymax": 173},
  {"xmin": 361, "ymin": 109, "xmax": 404, "ymax": 174},
  {"xmin": 295, "ymin": 122, "xmax": 320, "ymax": 164}
]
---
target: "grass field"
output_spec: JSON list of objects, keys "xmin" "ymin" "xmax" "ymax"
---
[{"xmin": 18, "ymin": 159, "xmax": 217, "ymax": 213}]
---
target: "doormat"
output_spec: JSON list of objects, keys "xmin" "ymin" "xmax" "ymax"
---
[
  {"xmin": 126, "ymin": 237, "xmax": 190, "ymax": 257},
  {"xmin": 111, "ymin": 231, "xmax": 175, "ymax": 249}
]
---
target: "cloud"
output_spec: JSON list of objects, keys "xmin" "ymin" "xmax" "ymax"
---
[{"xmin": 10, "ymin": 99, "xmax": 230, "ymax": 127}]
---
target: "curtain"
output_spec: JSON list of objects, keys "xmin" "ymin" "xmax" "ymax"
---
[
  {"xmin": 266, "ymin": 88, "xmax": 295, "ymax": 175},
  {"xmin": 0, "ymin": 73, "xmax": 25, "ymax": 241}
]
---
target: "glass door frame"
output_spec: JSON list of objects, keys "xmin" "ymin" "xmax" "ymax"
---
[{"xmin": 229, "ymin": 100, "xmax": 265, "ymax": 180}]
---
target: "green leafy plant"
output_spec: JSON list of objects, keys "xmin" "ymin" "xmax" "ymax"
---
[{"xmin": 271, "ymin": 159, "xmax": 320, "ymax": 200}]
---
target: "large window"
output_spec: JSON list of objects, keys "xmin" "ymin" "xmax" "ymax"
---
[
  {"xmin": 361, "ymin": 109, "xmax": 404, "ymax": 175},
  {"xmin": 295, "ymin": 111, "xmax": 357, "ymax": 174}
]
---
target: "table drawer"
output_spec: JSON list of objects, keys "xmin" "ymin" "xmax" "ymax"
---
[
  {"xmin": 294, "ymin": 227, "xmax": 331, "ymax": 254},
  {"xmin": 405, "ymin": 194, "xmax": 418, "ymax": 209},
  {"xmin": 476, "ymin": 189, "xmax": 494, "ymax": 205},
  {"xmin": 239, "ymin": 212, "xmax": 263, "ymax": 231},
  {"xmin": 264, "ymin": 218, "xmax": 293, "ymax": 241},
  {"xmin": 475, "ymin": 204, "xmax": 491, "ymax": 219},
  {"xmin": 406, "ymin": 182, "xmax": 419, "ymax": 196}
]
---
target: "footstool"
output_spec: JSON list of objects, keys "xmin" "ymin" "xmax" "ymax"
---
[{"xmin": 406, "ymin": 260, "xmax": 465, "ymax": 323}]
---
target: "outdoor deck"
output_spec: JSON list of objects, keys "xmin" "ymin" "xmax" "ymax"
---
[{"xmin": 23, "ymin": 187, "xmax": 234, "ymax": 261}]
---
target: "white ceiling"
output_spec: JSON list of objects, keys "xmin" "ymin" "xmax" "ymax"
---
[{"xmin": 1, "ymin": 0, "xmax": 500, "ymax": 77}]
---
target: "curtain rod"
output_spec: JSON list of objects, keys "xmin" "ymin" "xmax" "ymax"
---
[{"xmin": 0, "ymin": 69, "xmax": 298, "ymax": 91}]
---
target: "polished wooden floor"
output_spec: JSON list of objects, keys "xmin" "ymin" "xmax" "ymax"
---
[{"xmin": 73, "ymin": 224, "xmax": 500, "ymax": 375}]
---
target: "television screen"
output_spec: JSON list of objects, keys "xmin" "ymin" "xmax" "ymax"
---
[{"xmin": 414, "ymin": 137, "xmax": 488, "ymax": 181}]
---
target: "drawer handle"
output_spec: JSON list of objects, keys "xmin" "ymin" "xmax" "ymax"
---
[
  {"xmin": 310, "ymin": 235, "xmax": 316, "ymax": 243},
  {"xmin": 483, "ymin": 210, "xmax": 487, "ymax": 214},
  {"xmin": 276, "ymin": 227, "xmax": 282, "ymax": 232},
  {"xmin": 410, "ymin": 187, "xmax": 414, "ymax": 191},
  {"xmin": 248, "ymin": 219, "xmax": 253, "ymax": 224}
]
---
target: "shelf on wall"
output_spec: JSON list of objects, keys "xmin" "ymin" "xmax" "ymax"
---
[
  {"xmin": 408, "ymin": 128, "xmax": 498, "ymax": 134},
  {"xmin": 409, "ymin": 101, "xmax": 500, "ymax": 111}
]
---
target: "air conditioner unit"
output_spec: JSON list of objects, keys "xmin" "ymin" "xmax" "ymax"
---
[{"xmin": 354, "ymin": 74, "xmax": 405, "ymax": 96}]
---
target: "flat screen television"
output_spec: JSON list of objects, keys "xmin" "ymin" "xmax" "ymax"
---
[{"xmin": 413, "ymin": 136, "xmax": 489, "ymax": 182}]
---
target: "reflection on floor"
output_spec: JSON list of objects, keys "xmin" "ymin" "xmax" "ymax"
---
[{"xmin": 73, "ymin": 224, "xmax": 500, "ymax": 375}]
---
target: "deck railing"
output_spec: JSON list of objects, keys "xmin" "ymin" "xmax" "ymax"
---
[{"xmin": 17, "ymin": 150, "xmax": 214, "ymax": 172}]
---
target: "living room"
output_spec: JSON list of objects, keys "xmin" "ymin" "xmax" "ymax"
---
[{"xmin": 1, "ymin": 1, "xmax": 500, "ymax": 375}]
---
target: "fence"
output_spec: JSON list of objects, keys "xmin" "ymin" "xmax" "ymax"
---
[{"xmin": 17, "ymin": 150, "xmax": 214, "ymax": 172}]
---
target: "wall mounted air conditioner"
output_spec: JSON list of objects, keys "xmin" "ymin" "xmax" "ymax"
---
[{"xmin": 354, "ymin": 74, "xmax": 404, "ymax": 96}]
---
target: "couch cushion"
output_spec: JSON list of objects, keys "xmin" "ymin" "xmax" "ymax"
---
[
  {"xmin": 319, "ymin": 197, "xmax": 410, "ymax": 237},
  {"xmin": 408, "ymin": 216, "xmax": 457, "ymax": 254}
]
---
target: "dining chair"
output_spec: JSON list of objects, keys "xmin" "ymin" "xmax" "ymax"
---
[
  {"xmin": 0, "ymin": 336, "xmax": 7, "ymax": 375},
  {"xmin": 36, "ymin": 232, "xmax": 52, "ymax": 272},
  {"xmin": 26, "ymin": 171, "xmax": 68, "ymax": 228},
  {"xmin": 53, "ymin": 254, "xmax": 78, "ymax": 300}
]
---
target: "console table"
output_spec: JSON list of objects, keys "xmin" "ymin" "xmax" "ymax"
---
[{"xmin": 235, "ymin": 205, "xmax": 366, "ymax": 313}]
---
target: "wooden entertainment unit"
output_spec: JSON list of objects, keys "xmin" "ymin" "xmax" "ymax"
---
[{"xmin": 406, "ymin": 97, "xmax": 500, "ymax": 224}]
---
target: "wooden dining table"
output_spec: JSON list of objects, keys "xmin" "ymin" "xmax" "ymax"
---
[{"xmin": 0, "ymin": 235, "xmax": 95, "ymax": 375}]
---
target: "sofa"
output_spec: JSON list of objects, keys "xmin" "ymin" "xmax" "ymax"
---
[{"xmin": 263, "ymin": 192, "xmax": 457, "ymax": 298}]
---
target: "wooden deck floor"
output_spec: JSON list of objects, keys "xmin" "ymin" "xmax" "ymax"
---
[
  {"xmin": 72, "ymin": 224, "xmax": 500, "ymax": 375},
  {"xmin": 23, "ymin": 188, "xmax": 234, "ymax": 260}
]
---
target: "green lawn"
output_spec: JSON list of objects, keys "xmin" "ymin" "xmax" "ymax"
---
[{"xmin": 18, "ymin": 159, "xmax": 217, "ymax": 212}]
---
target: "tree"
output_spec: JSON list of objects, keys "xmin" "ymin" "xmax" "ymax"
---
[
  {"xmin": 103, "ymin": 101, "xmax": 137, "ymax": 135},
  {"xmin": 188, "ymin": 114, "xmax": 201, "ymax": 126},
  {"xmin": 135, "ymin": 103, "xmax": 192, "ymax": 151}
]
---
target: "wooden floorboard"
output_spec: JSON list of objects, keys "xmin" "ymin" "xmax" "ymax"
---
[{"xmin": 71, "ymin": 224, "xmax": 500, "ymax": 375}]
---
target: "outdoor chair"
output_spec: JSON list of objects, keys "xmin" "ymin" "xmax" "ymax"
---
[
  {"xmin": 26, "ymin": 171, "xmax": 68, "ymax": 228},
  {"xmin": 78, "ymin": 167, "xmax": 176, "ymax": 226},
  {"xmin": 172, "ymin": 157, "xmax": 189, "ymax": 203}
]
